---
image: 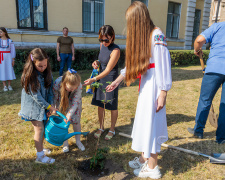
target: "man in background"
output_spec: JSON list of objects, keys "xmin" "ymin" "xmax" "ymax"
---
[{"xmin": 57, "ymin": 27, "xmax": 75, "ymax": 76}]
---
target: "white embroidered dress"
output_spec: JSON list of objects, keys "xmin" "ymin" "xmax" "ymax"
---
[
  {"xmin": 0, "ymin": 39, "xmax": 16, "ymax": 81},
  {"xmin": 121, "ymin": 28, "xmax": 172, "ymax": 158}
]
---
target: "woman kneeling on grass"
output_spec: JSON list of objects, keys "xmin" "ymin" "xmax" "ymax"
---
[
  {"xmin": 19, "ymin": 48, "xmax": 57, "ymax": 164},
  {"xmin": 106, "ymin": 2, "xmax": 172, "ymax": 179},
  {"xmin": 53, "ymin": 69, "xmax": 85, "ymax": 153}
]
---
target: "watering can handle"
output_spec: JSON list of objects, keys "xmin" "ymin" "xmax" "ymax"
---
[
  {"xmin": 56, "ymin": 111, "xmax": 70, "ymax": 127},
  {"xmin": 56, "ymin": 111, "xmax": 67, "ymax": 120}
]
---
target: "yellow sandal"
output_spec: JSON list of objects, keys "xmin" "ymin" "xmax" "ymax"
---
[
  {"xmin": 94, "ymin": 129, "xmax": 104, "ymax": 139},
  {"xmin": 105, "ymin": 130, "xmax": 115, "ymax": 140}
]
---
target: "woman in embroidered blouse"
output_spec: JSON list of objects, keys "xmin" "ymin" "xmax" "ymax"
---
[
  {"xmin": 106, "ymin": 2, "xmax": 172, "ymax": 179},
  {"xmin": 0, "ymin": 27, "xmax": 16, "ymax": 92},
  {"xmin": 53, "ymin": 69, "xmax": 85, "ymax": 153}
]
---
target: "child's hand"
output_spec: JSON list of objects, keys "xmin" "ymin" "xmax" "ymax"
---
[
  {"xmin": 64, "ymin": 115, "xmax": 71, "ymax": 124},
  {"xmin": 106, "ymin": 81, "xmax": 119, "ymax": 92},
  {"xmin": 156, "ymin": 90, "xmax": 167, "ymax": 112},
  {"xmin": 49, "ymin": 106, "xmax": 57, "ymax": 115}
]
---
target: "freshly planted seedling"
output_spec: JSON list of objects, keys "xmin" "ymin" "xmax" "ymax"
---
[{"xmin": 90, "ymin": 81, "xmax": 113, "ymax": 169}]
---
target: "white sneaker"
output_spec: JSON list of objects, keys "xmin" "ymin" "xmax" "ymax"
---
[
  {"xmin": 133, "ymin": 161, "xmax": 162, "ymax": 179},
  {"xmin": 3, "ymin": 86, "xmax": 8, "ymax": 92},
  {"xmin": 62, "ymin": 146, "xmax": 69, "ymax": 153},
  {"xmin": 129, "ymin": 157, "xmax": 144, "ymax": 169},
  {"xmin": 76, "ymin": 141, "xmax": 85, "ymax": 151},
  {"xmin": 8, "ymin": 86, "xmax": 13, "ymax": 91}
]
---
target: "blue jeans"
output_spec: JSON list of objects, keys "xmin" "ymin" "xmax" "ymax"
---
[
  {"xmin": 59, "ymin": 53, "xmax": 72, "ymax": 76},
  {"xmin": 194, "ymin": 73, "xmax": 225, "ymax": 142}
]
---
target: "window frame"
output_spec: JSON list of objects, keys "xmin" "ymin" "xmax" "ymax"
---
[
  {"xmin": 82, "ymin": 0, "xmax": 105, "ymax": 33},
  {"xmin": 16, "ymin": 0, "xmax": 48, "ymax": 30},
  {"xmin": 166, "ymin": 1, "xmax": 181, "ymax": 39}
]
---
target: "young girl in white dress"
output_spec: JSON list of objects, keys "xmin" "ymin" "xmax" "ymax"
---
[
  {"xmin": 0, "ymin": 27, "xmax": 16, "ymax": 91},
  {"xmin": 53, "ymin": 69, "xmax": 85, "ymax": 153},
  {"xmin": 106, "ymin": 2, "xmax": 172, "ymax": 179}
]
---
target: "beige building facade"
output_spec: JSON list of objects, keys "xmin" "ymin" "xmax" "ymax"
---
[
  {"xmin": 0, "ymin": 0, "xmax": 211, "ymax": 50},
  {"xmin": 209, "ymin": 0, "xmax": 225, "ymax": 26}
]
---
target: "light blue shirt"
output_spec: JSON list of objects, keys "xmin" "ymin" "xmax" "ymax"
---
[{"xmin": 201, "ymin": 22, "xmax": 225, "ymax": 75}]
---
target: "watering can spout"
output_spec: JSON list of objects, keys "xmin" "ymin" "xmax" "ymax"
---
[{"xmin": 64, "ymin": 132, "xmax": 82, "ymax": 141}]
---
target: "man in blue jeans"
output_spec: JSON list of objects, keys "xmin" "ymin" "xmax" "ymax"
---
[
  {"xmin": 56, "ymin": 27, "xmax": 75, "ymax": 76},
  {"xmin": 188, "ymin": 22, "xmax": 225, "ymax": 144}
]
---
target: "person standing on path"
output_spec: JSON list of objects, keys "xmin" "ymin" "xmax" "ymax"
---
[
  {"xmin": 188, "ymin": 22, "xmax": 225, "ymax": 144},
  {"xmin": 57, "ymin": 27, "xmax": 75, "ymax": 76}
]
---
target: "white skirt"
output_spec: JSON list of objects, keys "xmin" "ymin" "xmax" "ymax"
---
[
  {"xmin": 0, "ymin": 53, "xmax": 16, "ymax": 81},
  {"xmin": 131, "ymin": 68, "xmax": 168, "ymax": 158}
]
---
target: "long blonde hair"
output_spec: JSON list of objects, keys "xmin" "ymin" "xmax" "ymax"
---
[
  {"xmin": 125, "ymin": 1, "xmax": 155, "ymax": 86},
  {"xmin": 59, "ymin": 71, "xmax": 81, "ymax": 114}
]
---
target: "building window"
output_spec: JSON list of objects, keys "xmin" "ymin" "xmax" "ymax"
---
[
  {"xmin": 166, "ymin": 2, "xmax": 181, "ymax": 38},
  {"xmin": 192, "ymin": 9, "xmax": 201, "ymax": 44},
  {"xmin": 212, "ymin": 0, "xmax": 221, "ymax": 20},
  {"xmin": 131, "ymin": 0, "xmax": 148, "ymax": 6},
  {"xmin": 82, "ymin": 0, "xmax": 104, "ymax": 33},
  {"xmin": 16, "ymin": 0, "xmax": 47, "ymax": 30}
]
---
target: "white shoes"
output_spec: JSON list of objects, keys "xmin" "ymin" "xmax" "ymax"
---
[
  {"xmin": 3, "ymin": 86, "xmax": 8, "ymax": 91},
  {"xmin": 35, "ymin": 154, "xmax": 55, "ymax": 164},
  {"xmin": 62, "ymin": 146, "xmax": 69, "ymax": 153},
  {"xmin": 63, "ymin": 142, "xmax": 85, "ymax": 153},
  {"xmin": 133, "ymin": 161, "xmax": 162, "ymax": 179},
  {"xmin": 8, "ymin": 86, "xmax": 13, "ymax": 91},
  {"xmin": 76, "ymin": 141, "xmax": 85, "ymax": 151},
  {"xmin": 3, "ymin": 86, "xmax": 13, "ymax": 91},
  {"xmin": 129, "ymin": 157, "xmax": 144, "ymax": 169}
]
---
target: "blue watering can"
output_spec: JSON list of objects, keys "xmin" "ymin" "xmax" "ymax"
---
[{"xmin": 44, "ymin": 111, "xmax": 89, "ymax": 146}]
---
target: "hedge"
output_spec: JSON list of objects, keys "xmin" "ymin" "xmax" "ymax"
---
[{"xmin": 14, "ymin": 49, "xmax": 209, "ymax": 75}]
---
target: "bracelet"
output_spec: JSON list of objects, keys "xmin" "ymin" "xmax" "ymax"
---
[
  {"xmin": 194, "ymin": 48, "xmax": 201, "ymax": 53},
  {"xmin": 46, "ymin": 104, "xmax": 51, "ymax": 110},
  {"xmin": 94, "ymin": 77, "xmax": 97, "ymax": 82}
]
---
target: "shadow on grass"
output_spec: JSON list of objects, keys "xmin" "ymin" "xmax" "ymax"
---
[
  {"xmin": 167, "ymin": 114, "xmax": 195, "ymax": 127},
  {"xmin": 172, "ymin": 68, "xmax": 203, "ymax": 82}
]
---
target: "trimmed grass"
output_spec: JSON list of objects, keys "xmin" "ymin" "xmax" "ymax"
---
[{"xmin": 0, "ymin": 66, "xmax": 225, "ymax": 179}]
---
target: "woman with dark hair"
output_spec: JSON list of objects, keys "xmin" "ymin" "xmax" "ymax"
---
[
  {"xmin": 83, "ymin": 25, "xmax": 120, "ymax": 140},
  {"xmin": 106, "ymin": 2, "xmax": 172, "ymax": 178},
  {"xmin": 0, "ymin": 27, "xmax": 16, "ymax": 91}
]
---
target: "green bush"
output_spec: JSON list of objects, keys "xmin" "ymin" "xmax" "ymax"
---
[
  {"xmin": 170, "ymin": 50, "xmax": 209, "ymax": 66},
  {"xmin": 14, "ymin": 49, "xmax": 209, "ymax": 75}
]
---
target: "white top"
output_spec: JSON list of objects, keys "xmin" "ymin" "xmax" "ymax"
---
[
  {"xmin": 0, "ymin": 39, "xmax": 16, "ymax": 58},
  {"xmin": 120, "ymin": 28, "xmax": 172, "ymax": 91}
]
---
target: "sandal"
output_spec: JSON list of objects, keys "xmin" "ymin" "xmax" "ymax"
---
[
  {"xmin": 76, "ymin": 141, "xmax": 85, "ymax": 151},
  {"xmin": 35, "ymin": 155, "xmax": 55, "ymax": 164},
  {"xmin": 43, "ymin": 148, "xmax": 51, "ymax": 155},
  {"xmin": 62, "ymin": 146, "xmax": 69, "ymax": 153},
  {"xmin": 94, "ymin": 129, "xmax": 104, "ymax": 139},
  {"xmin": 105, "ymin": 130, "xmax": 115, "ymax": 140}
]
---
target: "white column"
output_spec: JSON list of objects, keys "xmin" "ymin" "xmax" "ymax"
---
[
  {"xmin": 184, "ymin": 0, "xmax": 197, "ymax": 50},
  {"xmin": 201, "ymin": 0, "xmax": 212, "ymax": 49}
]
